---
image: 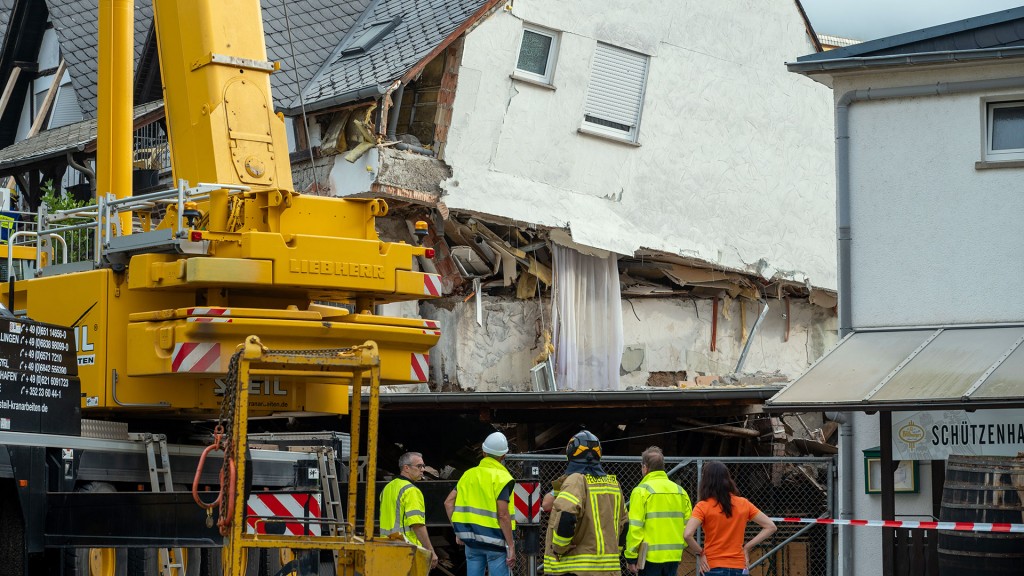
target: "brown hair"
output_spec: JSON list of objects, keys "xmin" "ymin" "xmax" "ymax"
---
[
  {"xmin": 642, "ymin": 446, "xmax": 665, "ymax": 472},
  {"xmin": 698, "ymin": 461, "xmax": 740, "ymax": 517}
]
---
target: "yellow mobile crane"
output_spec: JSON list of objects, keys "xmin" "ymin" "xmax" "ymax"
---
[{"xmin": 0, "ymin": 0, "xmax": 440, "ymax": 574}]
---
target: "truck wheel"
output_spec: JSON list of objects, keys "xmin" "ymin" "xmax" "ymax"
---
[
  {"xmin": 75, "ymin": 482, "xmax": 127, "ymax": 576},
  {"xmin": 203, "ymin": 546, "xmax": 260, "ymax": 576}
]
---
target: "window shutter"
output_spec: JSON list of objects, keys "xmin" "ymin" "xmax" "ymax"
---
[
  {"xmin": 583, "ymin": 43, "xmax": 648, "ymax": 135},
  {"xmin": 48, "ymin": 84, "xmax": 84, "ymax": 130}
]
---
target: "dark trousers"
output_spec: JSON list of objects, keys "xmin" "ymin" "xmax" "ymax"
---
[{"xmin": 640, "ymin": 561, "xmax": 680, "ymax": 576}]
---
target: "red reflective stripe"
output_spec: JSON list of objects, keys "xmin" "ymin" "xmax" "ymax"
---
[
  {"xmin": 192, "ymin": 344, "xmax": 222, "ymax": 372},
  {"xmin": 171, "ymin": 343, "xmax": 197, "ymax": 372},
  {"xmin": 850, "ymin": 519, "xmax": 868, "ymax": 526},
  {"xmin": 259, "ymin": 495, "xmax": 306, "ymax": 535}
]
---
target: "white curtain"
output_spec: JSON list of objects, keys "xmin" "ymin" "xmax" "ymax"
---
[{"xmin": 551, "ymin": 244, "xmax": 623, "ymax": 391}]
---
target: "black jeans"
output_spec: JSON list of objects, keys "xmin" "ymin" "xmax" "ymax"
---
[{"xmin": 639, "ymin": 561, "xmax": 680, "ymax": 576}]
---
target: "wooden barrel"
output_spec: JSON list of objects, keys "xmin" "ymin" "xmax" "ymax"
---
[{"xmin": 938, "ymin": 454, "xmax": 1024, "ymax": 576}]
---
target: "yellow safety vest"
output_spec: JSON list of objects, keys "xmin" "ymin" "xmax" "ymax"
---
[
  {"xmin": 451, "ymin": 457, "xmax": 515, "ymax": 550},
  {"xmin": 624, "ymin": 471, "xmax": 693, "ymax": 564},
  {"xmin": 0, "ymin": 214, "xmax": 13, "ymax": 244},
  {"xmin": 379, "ymin": 477, "xmax": 426, "ymax": 546}
]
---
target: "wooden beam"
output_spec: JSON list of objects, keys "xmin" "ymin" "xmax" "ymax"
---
[
  {"xmin": 5, "ymin": 60, "xmax": 66, "ymax": 192},
  {"xmin": 0, "ymin": 66, "xmax": 23, "ymax": 121},
  {"xmin": 27, "ymin": 59, "xmax": 66, "ymax": 138},
  {"xmin": 677, "ymin": 417, "xmax": 760, "ymax": 438}
]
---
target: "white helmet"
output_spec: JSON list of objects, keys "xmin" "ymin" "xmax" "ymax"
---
[{"xmin": 482, "ymin": 432, "xmax": 509, "ymax": 456}]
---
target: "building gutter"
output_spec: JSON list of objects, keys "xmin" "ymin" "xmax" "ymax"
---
[
  {"xmin": 788, "ymin": 46, "xmax": 1024, "ymax": 74},
  {"xmin": 830, "ymin": 73, "xmax": 1024, "ymax": 576},
  {"xmin": 364, "ymin": 388, "xmax": 780, "ymax": 407}
]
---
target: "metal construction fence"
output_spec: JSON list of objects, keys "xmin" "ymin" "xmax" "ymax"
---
[{"xmin": 504, "ymin": 454, "xmax": 835, "ymax": 576}]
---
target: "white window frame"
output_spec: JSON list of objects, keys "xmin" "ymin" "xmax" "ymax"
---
[
  {"xmin": 580, "ymin": 42, "xmax": 649, "ymax": 144},
  {"xmin": 513, "ymin": 25, "xmax": 559, "ymax": 86},
  {"xmin": 984, "ymin": 100, "xmax": 1024, "ymax": 162}
]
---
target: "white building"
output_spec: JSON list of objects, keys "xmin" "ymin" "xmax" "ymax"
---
[
  {"xmin": 394, "ymin": 0, "xmax": 840, "ymax": 391},
  {"xmin": 771, "ymin": 7, "xmax": 1024, "ymax": 576}
]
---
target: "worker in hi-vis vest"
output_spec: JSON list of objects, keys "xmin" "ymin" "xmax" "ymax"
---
[
  {"xmin": 544, "ymin": 430, "xmax": 627, "ymax": 576},
  {"xmin": 380, "ymin": 451, "xmax": 438, "ymax": 568},
  {"xmin": 624, "ymin": 446, "xmax": 693, "ymax": 576},
  {"xmin": 445, "ymin": 431, "xmax": 516, "ymax": 576}
]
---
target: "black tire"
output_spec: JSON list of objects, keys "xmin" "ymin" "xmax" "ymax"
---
[
  {"xmin": 203, "ymin": 546, "xmax": 261, "ymax": 576},
  {"xmin": 0, "ymin": 481, "xmax": 25, "ymax": 576},
  {"xmin": 75, "ymin": 482, "xmax": 127, "ymax": 576}
]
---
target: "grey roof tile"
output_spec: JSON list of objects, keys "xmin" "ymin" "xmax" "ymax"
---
[
  {"xmin": 297, "ymin": 0, "xmax": 491, "ymax": 111},
  {"xmin": 41, "ymin": 0, "xmax": 372, "ymax": 115},
  {"xmin": 45, "ymin": 0, "xmax": 153, "ymax": 120},
  {"xmin": 0, "ymin": 100, "xmax": 163, "ymax": 170}
]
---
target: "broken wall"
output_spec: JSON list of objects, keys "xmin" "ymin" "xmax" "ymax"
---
[
  {"xmin": 443, "ymin": 0, "xmax": 837, "ymax": 289},
  {"xmin": 421, "ymin": 296, "xmax": 837, "ymax": 391}
]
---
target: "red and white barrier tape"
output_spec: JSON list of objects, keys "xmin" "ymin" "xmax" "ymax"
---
[{"xmin": 770, "ymin": 517, "xmax": 1024, "ymax": 533}]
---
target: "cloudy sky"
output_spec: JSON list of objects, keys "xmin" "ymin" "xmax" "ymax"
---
[{"xmin": 801, "ymin": 0, "xmax": 1024, "ymax": 41}]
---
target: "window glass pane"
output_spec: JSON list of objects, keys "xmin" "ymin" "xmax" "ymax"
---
[
  {"xmin": 517, "ymin": 30, "xmax": 552, "ymax": 76},
  {"xmin": 991, "ymin": 105, "xmax": 1024, "ymax": 150}
]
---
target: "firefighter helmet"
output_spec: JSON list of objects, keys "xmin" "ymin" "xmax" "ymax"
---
[{"xmin": 566, "ymin": 430, "xmax": 602, "ymax": 462}]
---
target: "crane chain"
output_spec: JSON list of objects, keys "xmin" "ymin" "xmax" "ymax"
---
[{"xmin": 215, "ymin": 349, "xmax": 243, "ymax": 534}]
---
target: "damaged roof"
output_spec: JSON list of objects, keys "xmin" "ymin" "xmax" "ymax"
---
[
  {"xmin": 6, "ymin": 0, "xmax": 494, "ymax": 119},
  {"xmin": 296, "ymin": 0, "xmax": 495, "ymax": 113},
  {"xmin": 791, "ymin": 6, "xmax": 1024, "ymax": 73}
]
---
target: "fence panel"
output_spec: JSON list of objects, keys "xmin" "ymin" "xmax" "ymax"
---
[{"xmin": 505, "ymin": 454, "xmax": 834, "ymax": 576}]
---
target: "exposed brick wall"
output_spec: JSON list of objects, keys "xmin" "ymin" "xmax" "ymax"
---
[{"xmin": 433, "ymin": 36, "xmax": 465, "ymax": 161}]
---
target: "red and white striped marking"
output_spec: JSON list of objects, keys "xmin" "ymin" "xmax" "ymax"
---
[
  {"xmin": 422, "ymin": 329, "xmax": 441, "ymax": 336},
  {"xmin": 171, "ymin": 342, "xmax": 222, "ymax": 373},
  {"xmin": 187, "ymin": 317, "xmax": 233, "ymax": 323},
  {"xmin": 771, "ymin": 517, "xmax": 1024, "ymax": 533},
  {"xmin": 423, "ymin": 275, "xmax": 442, "ymax": 297},
  {"xmin": 187, "ymin": 307, "xmax": 231, "ymax": 316},
  {"xmin": 513, "ymin": 482, "xmax": 542, "ymax": 524},
  {"xmin": 246, "ymin": 493, "xmax": 322, "ymax": 536},
  {"xmin": 422, "ymin": 320, "xmax": 439, "ymax": 329},
  {"xmin": 410, "ymin": 353, "xmax": 429, "ymax": 382}
]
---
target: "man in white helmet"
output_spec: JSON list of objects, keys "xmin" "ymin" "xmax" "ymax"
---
[{"xmin": 444, "ymin": 431, "xmax": 516, "ymax": 576}]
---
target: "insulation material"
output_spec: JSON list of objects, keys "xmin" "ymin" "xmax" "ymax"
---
[{"xmin": 552, "ymin": 245, "xmax": 623, "ymax": 391}]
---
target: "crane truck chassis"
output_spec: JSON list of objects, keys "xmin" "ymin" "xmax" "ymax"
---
[{"xmin": 0, "ymin": 0, "xmax": 446, "ymax": 573}]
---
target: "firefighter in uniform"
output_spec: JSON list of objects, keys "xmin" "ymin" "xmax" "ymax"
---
[
  {"xmin": 444, "ymin": 432, "xmax": 516, "ymax": 576},
  {"xmin": 624, "ymin": 446, "xmax": 693, "ymax": 576},
  {"xmin": 380, "ymin": 451, "xmax": 438, "ymax": 568},
  {"xmin": 544, "ymin": 430, "xmax": 627, "ymax": 576}
]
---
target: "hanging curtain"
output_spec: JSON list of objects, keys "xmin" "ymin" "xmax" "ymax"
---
[{"xmin": 551, "ymin": 244, "xmax": 623, "ymax": 391}]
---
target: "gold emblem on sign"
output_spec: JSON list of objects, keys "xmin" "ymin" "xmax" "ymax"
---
[{"xmin": 899, "ymin": 420, "xmax": 926, "ymax": 450}]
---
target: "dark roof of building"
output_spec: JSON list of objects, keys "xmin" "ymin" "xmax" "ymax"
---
[
  {"xmin": 262, "ymin": 0, "xmax": 372, "ymax": 108},
  {"xmin": 0, "ymin": 0, "xmax": 13, "ymax": 55},
  {"xmin": 296, "ymin": 0, "xmax": 493, "ymax": 112},
  {"xmin": 793, "ymin": 6, "xmax": 1024, "ymax": 71},
  {"xmin": 20, "ymin": 0, "xmax": 491, "ymax": 117},
  {"xmin": 0, "ymin": 100, "xmax": 163, "ymax": 173},
  {"xmin": 44, "ymin": 0, "xmax": 153, "ymax": 120}
]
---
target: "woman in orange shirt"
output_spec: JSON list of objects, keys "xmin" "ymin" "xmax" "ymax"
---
[{"xmin": 683, "ymin": 461, "xmax": 776, "ymax": 575}]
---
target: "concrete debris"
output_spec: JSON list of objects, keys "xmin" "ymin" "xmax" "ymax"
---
[{"xmin": 676, "ymin": 370, "xmax": 790, "ymax": 389}]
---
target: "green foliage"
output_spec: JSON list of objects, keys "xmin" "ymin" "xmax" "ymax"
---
[{"xmin": 38, "ymin": 179, "xmax": 95, "ymax": 263}]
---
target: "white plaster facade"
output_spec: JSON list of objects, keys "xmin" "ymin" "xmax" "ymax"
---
[
  {"xmin": 834, "ymin": 62, "xmax": 1024, "ymax": 328},
  {"xmin": 440, "ymin": 0, "xmax": 838, "ymax": 289}
]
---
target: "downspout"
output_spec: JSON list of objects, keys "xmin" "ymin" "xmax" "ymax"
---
[
  {"xmin": 832, "ymin": 74, "xmax": 1024, "ymax": 576},
  {"xmin": 386, "ymin": 83, "xmax": 405, "ymax": 141},
  {"xmin": 67, "ymin": 151, "xmax": 95, "ymax": 197}
]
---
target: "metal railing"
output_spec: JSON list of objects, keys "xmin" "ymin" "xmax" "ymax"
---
[
  {"xmin": 504, "ymin": 454, "xmax": 834, "ymax": 576},
  {"xmin": 3, "ymin": 181, "xmax": 250, "ymax": 274}
]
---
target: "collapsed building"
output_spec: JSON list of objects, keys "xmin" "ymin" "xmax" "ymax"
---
[{"xmin": 0, "ymin": 0, "xmax": 840, "ymax": 458}]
